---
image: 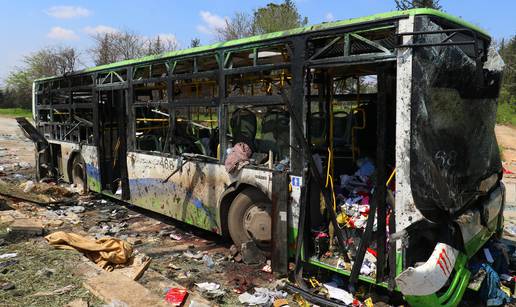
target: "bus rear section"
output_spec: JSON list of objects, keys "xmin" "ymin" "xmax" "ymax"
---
[{"xmin": 295, "ymin": 12, "xmax": 505, "ymax": 307}]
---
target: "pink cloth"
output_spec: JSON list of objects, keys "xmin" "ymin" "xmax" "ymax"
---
[{"xmin": 225, "ymin": 142, "xmax": 252, "ymax": 173}]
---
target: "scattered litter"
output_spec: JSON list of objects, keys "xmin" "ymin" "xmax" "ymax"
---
[
  {"xmin": 1, "ymin": 282, "xmax": 15, "ymax": 291},
  {"xmin": 202, "ymin": 254, "xmax": 215, "ymax": 269},
  {"xmin": 22, "ymin": 180, "xmax": 35, "ymax": 193},
  {"xmin": 169, "ymin": 233, "xmax": 183, "ymax": 241},
  {"xmin": 238, "ymin": 287, "xmax": 287, "ymax": 306},
  {"xmin": 323, "ymin": 282, "xmax": 354, "ymax": 305},
  {"xmin": 484, "ymin": 248, "xmax": 495, "ymax": 263},
  {"xmin": 164, "ymin": 288, "xmax": 188, "ymax": 306},
  {"xmin": 273, "ymin": 298, "xmax": 289, "ymax": 307},
  {"xmin": 261, "ymin": 260, "xmax": 272, "ymax": 273},
  {"xmin": 188, "ymin": 299, "xmax": 211, "ymax": 307},
  {"xmin": 0, "ymin": 260, "xmax": 17, "ymax": 269},
  {"xmin": 183, "ymin": 250, "xmax": 204, "ymax": 260},
  {"xmin": 195, "ymin": 282, "xmax": 225, "ymax": 299},
  {"xmin": 32, "ymin": 284, "xmax": 75, "ymax": 296},
  {"xmin": 0, "ymin": 253, "xmax": 17, "ymax": 259},
  {"xmin": 66, "ymin": 206, "xmax": 85, "ymax": 214}
]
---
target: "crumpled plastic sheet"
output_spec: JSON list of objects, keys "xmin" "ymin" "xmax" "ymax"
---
[
  {"xmin": 238, "ymin": 287, "xmax": 287, "ymax": 306},
  {"xmin": 322, "ymin": 282, "xmax": 354, "ymax": 305}
]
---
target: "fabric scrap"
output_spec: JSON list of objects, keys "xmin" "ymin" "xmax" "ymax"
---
[
  {"xmin": 45, "ymin": 231, "xmax": 133, "ymax": 271},
  {"xmin": 225, "ymin": 142, "xmax": 252, "ymax": 173}
]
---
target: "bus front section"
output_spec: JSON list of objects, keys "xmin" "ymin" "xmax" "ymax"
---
[{"xmin": 395, "ymin": 14, "xmax": 505, "ymax": 306}]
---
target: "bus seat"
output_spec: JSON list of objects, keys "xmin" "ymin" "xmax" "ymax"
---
[
  {"xmin": 333, "ymin": 111, "xmax": 351, "ymax": 150},
  {"xmin": 310, "ymin": 112, "xmax": 326, "ymax": 149},
  {"xmin": 260, "ymin": 109, "xmax": 290, "ymax": 159},
  {"xmin": 230, "ymin": 108, "xmax": 257, "ymax": 150}
]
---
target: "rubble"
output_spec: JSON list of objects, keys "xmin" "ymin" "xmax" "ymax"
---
[
  {"xmin": 238, "ymin": 287, "xmax": 287, "ymax": 306},
  {"xmin": 195, "ymin": 282, "xmax": 225, "ymax": 299},
  {"xmin": 241, "ymin": 241, "xmax": 267, "ymax": 265}
]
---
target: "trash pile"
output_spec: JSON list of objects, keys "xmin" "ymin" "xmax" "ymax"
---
[
  {"xmin": 468, "ymin": 239, "xmax": 516, "ymax": 306},
  {"xmin": 311, "ymin": 157, "xmax": 391, "ymax": 280}
]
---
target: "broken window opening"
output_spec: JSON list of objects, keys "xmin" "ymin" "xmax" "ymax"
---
[
  {"xmin": 226, "ymin": 69, "xmax": 292, "ymax": 97},
  {"xmin": 134, "ymin": 105, "xmax": 171, "ymax": 154},
  {"xmin": 173, "ymin": 77, "xmax": 218, "ymax": 101},
  {"xmin": 227, "ymin": 104, "xmax": 290, "ymax": 165},
  {"xmin": 134, "ymin": 81, "xmax": 168, "ymax": 103},
  {"xmin": 173, "ymin": 106, "xmax": 219, "ymax": 157}
]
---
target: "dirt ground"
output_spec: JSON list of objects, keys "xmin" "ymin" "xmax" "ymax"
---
[
  {"xmin": 496, "ymin": 124, "xmax": 516, "ymax": 174},
  {"xmin": 0, "ymin": 116, "xmax": 285, "ymax": 306},
  {"xmin": 0, "ymin": 114, "xmax": 515, "ymax": 307}
]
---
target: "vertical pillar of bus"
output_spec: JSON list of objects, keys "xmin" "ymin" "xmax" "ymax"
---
[
  {"xmin": 287, "ymin": 36, "xmax": 307, "ymax": 254},
  {"xmin": 395, "ymin": 15, "xmax": 424, "ymax": 275},
  {"xmin": 218, "ymin": 50, "xmax": 228, "ymax": 161}
]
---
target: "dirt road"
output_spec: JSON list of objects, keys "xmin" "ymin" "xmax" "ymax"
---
[{"xmin": 0, "ymin": 115, "xmax": 34, "ymax": 168}]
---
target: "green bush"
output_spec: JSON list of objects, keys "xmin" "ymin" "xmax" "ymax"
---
[{"xmin": 0, "ymin": 108, "xmax": 33, "ymax": 118}]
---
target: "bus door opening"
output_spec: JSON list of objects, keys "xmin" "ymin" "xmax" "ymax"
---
[
  {"xmin": 98, "ymin": 88, "xmax": 129, "ymax": 198},
  {"xmin": 306, "ymin": 64, "xmax": 396, "ymax": 283}
]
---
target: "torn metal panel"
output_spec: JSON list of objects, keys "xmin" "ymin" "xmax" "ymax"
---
[
  {"xmin": 395, "ymin": 15, "xmax": 424, "ymax": 238},
  {"xmin": 409, "ymin": 16, "xmax": 502, "ymax": 220},
  {"xmin": 396, "ymin": 243, "xmax": 459, "ymax": 296},
  {"xmin": 82, "ymin": 145, "xmax": 101, "ymax": 192}
]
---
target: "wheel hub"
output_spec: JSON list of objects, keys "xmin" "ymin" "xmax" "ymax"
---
[{"xmin": 243, "ymin": 203, "xmax": 271, "ymax": 242}]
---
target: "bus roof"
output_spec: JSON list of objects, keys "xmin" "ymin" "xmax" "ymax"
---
[{"xmin": 35, "ymin": 8, "xmax": 489, "ymax": 82}]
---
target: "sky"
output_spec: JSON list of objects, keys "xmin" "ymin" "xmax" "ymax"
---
[{"xmin": 0, "ymin": 0, "xmax": 515, "ymax": 85}]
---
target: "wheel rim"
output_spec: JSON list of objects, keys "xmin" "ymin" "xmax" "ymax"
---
[{"xmin": 243, "ymin": 202, "xmax": 272, "ymax": 245}]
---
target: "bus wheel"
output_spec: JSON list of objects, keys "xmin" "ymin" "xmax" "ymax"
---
[
  {"xmin": 228, "ymin": 188, "xmax": 272, "ymax": 251},
  {"xmin": 72, "ymin": 155, "xmax": 87, "ymax": 194}
]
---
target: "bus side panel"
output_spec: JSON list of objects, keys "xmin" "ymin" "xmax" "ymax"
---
[
  {"xmin": 126, "ymin": 152, "xmax": 276, "ymax": 234},
  {"xmin": 126, "ymin": 152, "xmax": 228, "ymax": 233},
  {"xmin": 82, "ymin": 145, "xmax": 101, "ymax": 192}
]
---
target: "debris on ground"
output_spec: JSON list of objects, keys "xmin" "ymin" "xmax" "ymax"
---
[
  {"xmin": 0, "ymin": 252, "xmax": 17, "ymax": 259},
  {"xmin": 241, "ymin": 241, "xmax": 267, "ymax": 265},
  {"xmin": 45, "ymin": 231, "xmax": 133, "ymax": 271},
  {"xmin": 32, "ymin": 284, "xmax": 75, "ymax": 297},
  {"xmin": 238, "ymin": 287, "xmax": 287, "ymax": 306},
  {"xmin": 195, "ymin": 282, "xmax": 225, "ymax": 299},
  {"xmin": 164, "ymin": 287, "xmax": 188, "ymax": 306},
  {"xmin": 8, "ymin": 218, "xmax": 44, "ymax": 236}
]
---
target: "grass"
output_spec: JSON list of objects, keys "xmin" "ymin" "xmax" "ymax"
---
[
  {"xmin": 497, "ymin": 102, "xmax": 516, "ymax": 127},
  {"xmin": 0, "ymin": 108, "xmax": 32, "ymax": 118},
  {"xmin": 0, "ymin": 233, "xmax": 102, "ymax": 307}
]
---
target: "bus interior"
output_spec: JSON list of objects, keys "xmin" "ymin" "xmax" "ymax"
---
[{"xmin": 305, "ymin": 63, "xmax": 397, "ymax": 281}]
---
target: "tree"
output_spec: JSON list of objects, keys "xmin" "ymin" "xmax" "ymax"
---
[
  {"xmin": 499, "ymin": 35, "xmax": 516, "ymax": 103},
  {"xmin": 89, "ymin": 30, "xmax": 145, "ymax": 65},
  {"xmin": 216, "ymin": 12, "xmax": 256, "ymax": 41},
  {"xmin": 146, "ymin": 35, "xmax": 179, "ymax": 55},
  {"xmin": 394, "ymin": 0, "xmax": 442, "ymax": 10},
  {"xmin": 253, "ymin": 0, "xmax": 308, "ymax": 34},
  {"xmin": 190, "ymin": 38, "xmax": 201, "ymax": 48},
  {"xmin": 3, "ymin": 46, "xmax": 81, "ymax": 108},
  {"xmin": 215, "ymin": 0, "xmax": 308, "ymax": 41}
]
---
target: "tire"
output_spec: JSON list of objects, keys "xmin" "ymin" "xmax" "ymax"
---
[
  {"xmin": 228, "ymin": 188, "xmax": 272, "ymax": 251},
  {"xmin": 72, "ymin": 154, "xmax": 87, "ymax": 194}
]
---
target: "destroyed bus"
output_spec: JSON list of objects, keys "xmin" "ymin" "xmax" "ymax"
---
[{"xmin": 22, "ymin": 8, "xmax": 505, "ymax": 306}]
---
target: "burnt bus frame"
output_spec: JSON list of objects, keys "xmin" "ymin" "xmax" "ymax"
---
[{"xmin": 31, "ymin": 12, "xmax": 486, "ymax": 304}]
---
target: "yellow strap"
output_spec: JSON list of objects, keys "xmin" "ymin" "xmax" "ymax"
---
[{"xmin": 386, "ymin": 169, "xmax": 396, "ymax": 187}]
